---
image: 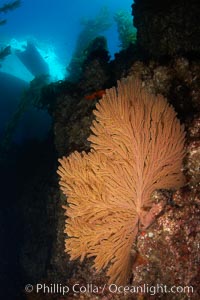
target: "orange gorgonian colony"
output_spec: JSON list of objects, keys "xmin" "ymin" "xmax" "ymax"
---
[{"xmin": 57, "ymin": 76, "xmax": 185, "ymax": 284}]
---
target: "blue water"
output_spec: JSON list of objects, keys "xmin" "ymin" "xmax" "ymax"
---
[{"xmin": 0, "ymin": 0, "xmax": 133, "ymax": 145}]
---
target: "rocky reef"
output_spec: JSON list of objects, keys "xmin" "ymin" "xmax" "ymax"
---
[{"xmin": 132, "ymin": 0, "xmax": 200, "ymax": 58}]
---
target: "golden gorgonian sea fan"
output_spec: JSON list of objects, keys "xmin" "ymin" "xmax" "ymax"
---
[{"xmin": 57, "ymin": 76, "xmax": 185, "ymax": 284}]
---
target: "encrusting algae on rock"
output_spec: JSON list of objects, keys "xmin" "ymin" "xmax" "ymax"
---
[{"xmin": 57, "ymin": 76, "xmax": 186, "ymax": 284}]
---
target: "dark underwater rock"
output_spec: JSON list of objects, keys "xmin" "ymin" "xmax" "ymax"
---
[
  {"xmin": 128, "ymin": 57, "xmax": 200, "ymax": 120},
  {"xmin": 132, "ymin": 0, "xmax": 200, "ymax": 58},
  {"xmin": 53, "ymin": 92, "xmax": 96, "ymax": 157},
  {"xmin": 132, "ymin": 188, "xmax": 200, "ymax": 300}
]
